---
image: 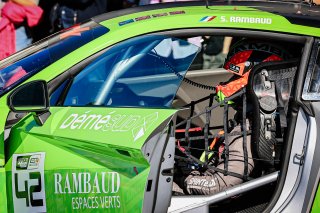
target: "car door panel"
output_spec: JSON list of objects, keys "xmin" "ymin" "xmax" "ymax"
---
[{"xmin": 5, "ymin": 107, "xmax": 176, "ymax": 212}]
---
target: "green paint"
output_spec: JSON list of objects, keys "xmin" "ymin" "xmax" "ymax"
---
[
  {"xmin": 0, "ymin": 4, "xmax": 319, "ymax": 212},
  {"xmin": 13, "ymin": 106, "xmax": 46, "ymax": 111},
  {"xmin": 1, "ymin": 4, "xmax": 319, "ymax": 154},
  {"xmin": 100, "ymin": 6, "xmax": 320, "ymax": 37},
  {"xmin": 4, "ymin": 107, "xmax": 175, "ymax": 212},
  {"xmin": 0, "ymin": 168, "xmax": 8, "ymax": 213},
  {"xmin": 0, "ymin": 100, "xmax": 9, "ymax": 167},
  {"xmin": 8, "ymin": 107, "xmax": 176, "ymax": 154},
  {"xmin": 312, "ymin": 184, "xmax": 320, "ymax": 213},
  {"xmin": 44, "ymin": 169, "xmax": 149, "ymax": 212}
]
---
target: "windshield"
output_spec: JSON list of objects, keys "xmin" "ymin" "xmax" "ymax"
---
[
  {"xmin": 63, "ymin": 35, "xmax": 200, "ymax": 108},
  {"xmin": 0, "ymin": 21, "xmax": 109, "ymax": 97}
]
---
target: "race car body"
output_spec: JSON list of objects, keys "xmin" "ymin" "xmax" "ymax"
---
[{"xmin": 0, "ymin": 1, "xmax": 320, "ymax": 212}]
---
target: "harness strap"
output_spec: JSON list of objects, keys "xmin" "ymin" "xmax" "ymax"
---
[
  {"xmin": 204, "ymin": 107, "xmax": 211, "ymax": 164},
  {"xmin": 200, "ymin": 130, "xmax": 224, "ymax": 162},
  {"xmin": 176, "ymin": 127, "xmax": 202, "ymax": 133},
  {"xmin": 209, "ymin": 93, "xmax": 214, "ymax": 107},
  {"xmin": 190, "ymin": 102, "xmax": 195, "ymax": 118},
  {"xmin": 274, "ymin": 80, "xmax": 287, "ymax": 130},
  {"xmin": 223, "ymin": 102, "xmax": 229, "ymax": 176},
  {"xmin": 177, "ymin": 130, "xmax": 250, "ymax": 142},
  {"xmin": 242, "ymin": 92, "xmax": 249, "ymax": 180},
  {"xmin": 186, "ymin": 119, "xmax": 191, "ymax": 154},
  {"xmin": 175, "ymin": 153, "xmax": 253, "ymax": 181}
]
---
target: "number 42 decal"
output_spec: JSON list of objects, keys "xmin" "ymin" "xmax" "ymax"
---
[
  {"xmin": 12, "ymin": 153, "xmax": 46, "ymax": 213},
  {"xmin": 14, "ymin": 172, "xmax": 43, "ymax": 207}
]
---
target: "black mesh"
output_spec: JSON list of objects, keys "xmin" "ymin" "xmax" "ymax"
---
[
  {"xmin": 175, "ymin": 88, "xmax": 249, "ymax": 180},
  {"xmin": 174, "ymin": 59, "xmax": 299, "ymax": 181}
]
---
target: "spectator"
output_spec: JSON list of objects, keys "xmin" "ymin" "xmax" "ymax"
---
[
  {"xmin": 32, "ymin": 1, "xmax": 56, "ymax": 41},
  {"xmin": 123, "ymin": 0, "xmax": 139, "ymax": 8},
  {"xmin": 49, "ymin": 0, "xmax": 108, "ymax": 32},
  {"xmin": 203, "ymin": 36, "xmax": 232, "ymax": 69},
  {"xmin": 139, "ymin": 0, "xmax": 158, "ymax": 4},
  {"xmin": 0, "ymin": 0, "xmax": 43, "ymax": 60},
  {"xmin": 140, "ymin": 0, "xmax": 195, "ymax": 5},
  {"xmin": 34, "ymin": 0, "xmax": 132, "ymax": 42}
]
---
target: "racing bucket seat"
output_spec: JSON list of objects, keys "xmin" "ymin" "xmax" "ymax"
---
[
  {"xmin": 173, "ymin": 40, "xmax": 298, "ymax": 195},
  {"xmin": 247, "ymin": 59, "xmax": 299, "ymax": 170},
  {"xmin": 218, "ymin": 40, "xmax": 298, "ymax": 171}
]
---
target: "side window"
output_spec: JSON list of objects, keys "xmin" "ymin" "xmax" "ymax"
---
[
  {"xmin": 201, "ymin": 36, "xmax": 232, "ymax": 70},
  {"xmin": 0, "ymin": 22, "xmax": 109, "ymax": 96},
  {"xmin": 183, "ymin": 36, "xmax": 231, "ymax": 71},
  {"xmin": 50, "ymin": 80, "xmax": 70, "ymax": 106},
  {"xmin": 62, "ymin": 35, "xmax": 200, "ymax": 108},
  {"xmin": 303, "ymin": 40, "xmax": 320, "ymax": 100}
]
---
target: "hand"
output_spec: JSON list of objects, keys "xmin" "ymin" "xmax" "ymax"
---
[
  {"xmin": 0, "ymin": 1, "xmax": 5, "ymax": 9},
  {"xmin": 11, "ymin": 0, "xmax": 37, "ymax": 6},
  {"xmin": 0, "ymin": 2, "xmax": 5, "ymax": 19}
]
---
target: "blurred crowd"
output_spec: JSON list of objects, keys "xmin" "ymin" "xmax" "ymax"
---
[
  {"xmin": 0, "ymin": 0, "xmax": 318, "ymax": 61},
  {"xmin": 0, "ymin": 0, "xmax": 200, "ymax": 60},
  {"xmin": 0, "ymin": 0, "xmax": 126, "ymax": 60}
]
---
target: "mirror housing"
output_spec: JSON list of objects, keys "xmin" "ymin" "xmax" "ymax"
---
[{"xmin": 7, "ymin": 80, "xmax": 51, "ymax": 125}]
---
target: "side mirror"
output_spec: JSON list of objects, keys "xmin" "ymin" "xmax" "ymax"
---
[{"xmin": 7, "ymin": 80, "xmax": 51, "ymax": 125}]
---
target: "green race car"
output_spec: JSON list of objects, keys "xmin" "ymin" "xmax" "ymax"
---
[{"xmin": 0, "ymin": 1, "xmax": 320, "ymax": 212}]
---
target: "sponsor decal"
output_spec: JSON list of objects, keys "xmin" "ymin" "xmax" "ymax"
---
[
  {"xmin": 135, "ymin": 15, "xmax": 151, "ymax": 21},
  {"xmin": 118, "ymin": 19, "xmax": 134, "ymax": 26},
  {"xmin": 119, "ymin": 11, "xmax": 185, "ymax": 26},
  {"xmin": 152, "ymin": 13, "xmax": 168, "ymax": 18},
  {"xmin": 54, "ymin": 172, "xmax": 121, "ymax": 210},
  {"xmin": 12, "ymin": 153, "xmax": 46, "ymax": 213},
  {"xmin": 59, "ymin": 111, "xmax": 159, "ymax": 142},
  {"xmin": 229, "ymin": 64, "xmax": 240, "ymax": 73},
  {"xmin": 220, "ymin": 16, "xmax": 272, "ymax": 24},
  {"xmin": 169, "ymin": 11, "xmax": 185, "ymax": 15},
  {"xmin": 200, "ymin": 16, "xmax": 216, "ymax": 22},
  {"xmin": 188, "ymin": 177, "xmax": 216, "ymax": 188}
]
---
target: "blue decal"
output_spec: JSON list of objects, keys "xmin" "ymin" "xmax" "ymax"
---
[
  {"xmin": 200, "ymin": 16, "xmax": 209, "ymax": 22},
  {"xmin": 119, "ymin": 19, "xmax": 134, "ymax": 26}
]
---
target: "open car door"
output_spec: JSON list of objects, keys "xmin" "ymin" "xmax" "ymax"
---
[{"xmin": 5, "ymin": 35, "xmax": 200, "ymax": 213}]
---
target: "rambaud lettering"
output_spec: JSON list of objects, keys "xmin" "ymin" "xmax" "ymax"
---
[
  {"xmin": 229, "ymin": 16, "xmax": 272, "ymax": 24},
  {"xmin": 54, "ymin": 172, "xmax": 120, "ymax": 194},
  {"xmin": 54, "ymin": 172, "xmax": 122, "ymax": 210}
]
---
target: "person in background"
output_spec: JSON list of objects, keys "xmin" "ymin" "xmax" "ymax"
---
[
  {"xmin": 140, "ymin": 0, "xmax": 195, "ymax": 5},
  {"xmin": 202, "ymin": 36, "xmax": 232, "ymax": 69},
  {"xmin": 34, "ymin": 0, "xmax": 134, "ymax": 42},
  {"xmin": 0, "ymin": 0, "xmax": 43, "ymax": 60},
  {"xmin": 123, "ymin": 0, "xmax": 139, "ymax": 8},
  {"xmin": 49, "ymin": 0, "xmax": 108, "ymax": 33},
  {"xmin": 139, "ymin": 0, "xmax": 158, "ymax": 4}
]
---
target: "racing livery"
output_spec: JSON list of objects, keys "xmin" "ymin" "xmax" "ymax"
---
[{"xmin": 0, "ymin": 1, "xmax": 320, "ymax": 212}]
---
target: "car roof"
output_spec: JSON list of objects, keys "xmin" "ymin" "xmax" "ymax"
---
[{"xmin": 93, "ymin": 1, "xmax": 320, "ymax": 36}]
